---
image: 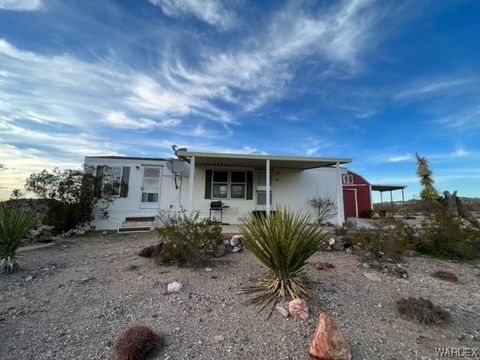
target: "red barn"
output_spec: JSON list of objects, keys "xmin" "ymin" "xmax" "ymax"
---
[{"xmin": 342, "ymin": 171, "xmax": 373, "ymax": 218}]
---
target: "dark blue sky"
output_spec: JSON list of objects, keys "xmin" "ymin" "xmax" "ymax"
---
[{"xmin": 0, "ymin": 0, "xmax": 479, "ymax": 201}]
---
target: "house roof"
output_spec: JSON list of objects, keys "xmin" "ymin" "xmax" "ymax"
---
[
  {"xmin": 176, "ymin": 150, "xmax": 351, "ymax": 170},
  {"xmin": 85, "ymin": 156, "xmax": 170, "ymax": 161},
  {"xmin": 371, "ymin": 184, "xmax": 406, "ymax": 192}
]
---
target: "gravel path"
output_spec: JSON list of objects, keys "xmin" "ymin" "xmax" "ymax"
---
[{"xmin": 1, "ymin": 232, "xmax": 479, "ymax": 360}]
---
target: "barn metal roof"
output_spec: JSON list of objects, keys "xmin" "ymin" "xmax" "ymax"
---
[
  {"xmin": 371, "ymin": 184, "xmax": 407, "ymax": 192},
  {"xmin": 176, "ymin": 151, "xmax": 351, "ymax": 170}
]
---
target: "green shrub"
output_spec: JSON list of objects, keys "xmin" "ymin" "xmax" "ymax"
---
[
  {"xmin": 333, "ymin": 226, "xmax": 348, "ymax": 236},
  {"xmin": 0, "ymin": 205, "xmax": 37, "ymax": 274},
  {"xmin": 240, "ymin": 208, "xmax": 329, "ymax": 307},
  {"xmin": 419, "ymin": 211, "xmax": 480, "ymax": 260},
  {"xmin": 351, "ymin": 218, "xmax": 415, "ymax": 262},
  {"xmin": 154, "ymin": 212, "xmax": 223, "ymax": 267}
]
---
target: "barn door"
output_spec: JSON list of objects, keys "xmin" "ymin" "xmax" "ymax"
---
[{"xmin": 343, "ymin": 189, "xmax": 358, "ymax": 218}]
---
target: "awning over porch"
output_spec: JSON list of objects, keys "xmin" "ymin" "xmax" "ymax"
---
[
  {"xmin": 178, "ymin": 150, "xmax": 351, "ymax": 225},
  {"xmin": 371, "ymin": 184, "xmax": 407, "ymax": 207},
  {"xmin": 176, "ymin": 151, "xmax": 351, "ymax": 170}
]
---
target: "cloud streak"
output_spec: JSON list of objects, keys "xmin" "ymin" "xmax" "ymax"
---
[{"xmin": 0, "ymin": 0, "xmax": 41, "ymax": 11}]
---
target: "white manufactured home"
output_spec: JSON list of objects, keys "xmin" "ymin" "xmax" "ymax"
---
[{"xmin": 84, "ymin": 150, "xmax": 351, "ymax": 231}]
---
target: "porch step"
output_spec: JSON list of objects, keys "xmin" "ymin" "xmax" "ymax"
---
[
  {"xmin": 125, "ymin": 216, "xmax": 155, "ymax": 222},
  {"xmin": 119, "ymin": 217, "xmax": 155, "ymax": 233}
]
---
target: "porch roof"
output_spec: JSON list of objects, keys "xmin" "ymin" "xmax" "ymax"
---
[{"xmin": 176, "ymin": 150, "xmax": 351, "ymax": 170}]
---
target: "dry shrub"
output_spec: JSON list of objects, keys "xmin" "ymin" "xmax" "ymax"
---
[
  {"xmin": 431, "ymin": 271, "xmax": 458, "ymax": 282},
  {"xmin": 397, "ymin": 297, "xmax": 450, "ymax": 325},
  {"xmin": 114, "ymin": 325, "xmax": 163, "ymax": 360}
]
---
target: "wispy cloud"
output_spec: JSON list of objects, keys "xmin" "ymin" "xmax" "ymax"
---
[
  {"xmin": 0, "ymin": 0, "xmax": 42, "ymax": 11},
  {"xmin": 387, "ymin": 154, "xmax": 414, "ymax": 163},
  {"xmin": 148, "ymin": 0, "xmax": 239, "ymax": 31},
  {"xmin": 394, "ymin": 77, "xmax": 474, "ymax": 101},
  {"xmin": 103, "ymin": 111, "xmax": 182, "ymax": 130},
  {"xmin": 438, "ymin": 106, "xmax": 480, "ymax": 130}
]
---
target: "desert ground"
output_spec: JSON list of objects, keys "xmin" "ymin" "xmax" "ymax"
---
[{"xmin": 1, "ymin": 232, "xmax": 479, "ymax": 360}]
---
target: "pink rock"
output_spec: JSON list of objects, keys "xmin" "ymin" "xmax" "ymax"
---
[
  {"xmin": 309, "ymin": 314, "xmax": 351, "ymax": 360},
  {"xmin": 288, "ymin": 298, "xmax": 309, "ymax": 321}
]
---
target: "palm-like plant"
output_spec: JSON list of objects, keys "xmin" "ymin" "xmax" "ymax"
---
[
  {"xmin": 240, "ymin": 208, "xmax": 329, "ymax": 310},
  {"xmin": 0, "ymin": 205, "xmax": 37, "ymax": 274}
]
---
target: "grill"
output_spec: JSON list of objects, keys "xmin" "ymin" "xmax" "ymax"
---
[{"xmin": 210, "ymin": 201, "xmax": 224, "ymax": 223}]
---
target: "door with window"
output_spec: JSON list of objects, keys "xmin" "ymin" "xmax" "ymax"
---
[
  {"xmin": 140, "ymin": 166, "xmax": 162, "ymax": 209},
  {"xmin": 255, "ymin": 170, "xmax": 272, "ymax": 210}
]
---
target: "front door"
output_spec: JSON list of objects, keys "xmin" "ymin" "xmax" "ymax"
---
[
  {"xmin": 140, "ymin": 166, "xmax": 162, "ymax": 209},
  {"xmin": 255, "ymin": 170, "xmax": 272, "ymax": 210}
]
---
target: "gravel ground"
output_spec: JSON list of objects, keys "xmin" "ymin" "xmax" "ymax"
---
[{"xmin": 1, "ymin": 232, "xmax": 479, "ymax": 360}]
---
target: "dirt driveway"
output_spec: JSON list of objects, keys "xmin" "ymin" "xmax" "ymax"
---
[{"xmin": 1, "ymin": 232, "xmax": 479, "ymax": 359}]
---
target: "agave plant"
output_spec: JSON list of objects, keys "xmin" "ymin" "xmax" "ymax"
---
[
  {"xmin": 0, "ymin": 205, "xmax": 37, "ymax": 274},
  {"xmin": 240, "ymin": 208, "xmax": 329, "ymax": 310}
]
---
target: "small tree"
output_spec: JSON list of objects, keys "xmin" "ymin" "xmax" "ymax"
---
[
  {"xmin": 9, "ymin": 189, "xmax": 23, "ymax": 200},
  {"xmin": 416, "ymin": 153, "xmax": 439, "ymax": 201},
  {"xmin": 25, "ymin": 165, "xmax": 115, "ymax": 232},
  {"xmin": 308, "ymin": 194, "xmax": 337, "ymax": 224}
]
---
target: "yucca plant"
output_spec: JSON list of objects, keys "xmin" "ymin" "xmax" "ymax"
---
[
  {"xmin": 0, "ymin": 205, "xmax": 37, "ymax": 274},
  {"xmin": 240, "ymin": 208, "xmax": 329, "ymax": 311}
]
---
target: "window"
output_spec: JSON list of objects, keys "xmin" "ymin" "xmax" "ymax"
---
[
  {"xmin": 231, "ymin": 171, "xmax": 246, "ymax": 199},
  {"xmin": 342, "ymin": 174, "xmax": 354, "ymax": 184},
  {"xmin": 141, "ymin": 167, "xmax": 161, "ymax": 203},
  {"xmin": 212, "ymin": 171, "xmax": 228, "ymax": 198},
  {"xmin": 256, "ymin": 191, "xmax": 272, "ymax": 205},
  {"xmin": 95, "ymin": 166, "xmax": 130, "ymax": 198},
  {"xmin": 211, "ymin": 170, "xmax": 247, "ymax": 199}
]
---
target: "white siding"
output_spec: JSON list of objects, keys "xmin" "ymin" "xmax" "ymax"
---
[{"xmin": 85, "ymin": 156, "xmax": 347, "ymax": 230}]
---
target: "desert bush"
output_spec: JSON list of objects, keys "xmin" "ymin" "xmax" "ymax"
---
[
  {"xmin": 350, "ymin": 218, "xmax": 415, "ymax": 262},
  {"xmin": 333, "ymin": 226, "xmax": 348, "ymax": 236},
  {"xmin": 397, "ymin": 297, "xmax": 450, "ymax": 325},
  {"xmin": 240, "ymin": 208, "xmax": 329, "ymax": 308},
  {"xmin": 308, "ymin": 194, "xmax": 337, "ymax": 224},
  {"xmin": 0, "ymin": 205, "xmax": 37, "ymax": 274},
  {"xmin": 114, "ymin": 325, "xmax": 163, "ymax": 360},
  {"xmin": 154, "ymin": 212, "xmax": 222, "ymax": 267},
  {"xmin": 418, "ymin": 210, "xmax": 480, "ymax": 260}
]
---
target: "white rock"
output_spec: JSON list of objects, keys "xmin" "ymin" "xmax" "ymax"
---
[
  {"xmin": 363, "ymin": 273, "xmax": 381, "ymax": 282},
  {"xmin": 25, "ymin": 275, "xmax": 33, "ymax": 281},
  {"xmin": 229, "ymin": 235, "xmax": 243, "ymax": 247},
  {"xmin": 213, "ymin": 335, "xmax": 225, "ymax": 342},
  {"xmin": 328, "ymin": 238, "xmax": 336, "ymax": 246},
  {"xmin": 167, "ymin": 281, "xmax": 183, "ymax": 293},
  {"xmin": 205, "ymin": 268, "xmax": 213, "ymax": 272},
  {"xmin": 275, "ymin": 305, "xmax": 290, "ymax": 318}
]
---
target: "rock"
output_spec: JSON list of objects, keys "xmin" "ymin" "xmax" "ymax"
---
[
  {"xmin": 25, "ymin": 275, "xmax": 33, "ymax": 282},
  {"xmin": 166, "ymin": 281, "xmax": 183, "ymax": 294},
  {"xmin": 75, "ymin": 230, "xmax": 86, "ymax": 236},
  {"xmin": 225, "ymin": 245, "xmax": 242, "ymax": 253},
  {"xmin": 275, "ymin": 305, "xmax": 290, "ymax": 318},
  {"xmin": 213, "ymin": 245, "xmax": 227, "ymax": 258},
  {"xmin": 205, "ymin": 268, "xmax": 213, "ymax": 272},
  {"xmin": 139, "ymin": 243, "xmax": 162, "ymax": 258},
  {"xmin": 229, "ymin": 235, "xmax": 244, "ymax": 247},
  {"xmin": 27, "ymin": 225, "xmax": 53, "ymax": 243},
  {"xmin": 309, "ymin": 314, "xmax": 352, "ymax": 360},
  {"xmin": 314, "ymin": 262, "xmax": 335, "ymax": 271},
  {"xmin": 431, "ymin": 271, "xmax": 458, "ymax": 283},
  {"xmin": 102, "ymin": 231, "xmax": 108, "ymax": 235},
  {"xmin": 288, "ymin": 298, "xmax": 309, "ymax": 321},
  {"xmin": 332, "ymin": 238, "xmax": 345, "ymax": 251},
  {"xmin": 213, "ymin": 335, "xmax": 225, "ymax": 343},
  {"xmin": 363, "ymin": 273, "xmax": 381, "ymax": 282},
  {"xmin": 328, "ymin": 238, "xmax": 336, "ymax": 246}
]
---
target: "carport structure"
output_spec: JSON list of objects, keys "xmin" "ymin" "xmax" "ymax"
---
[{"xmin": 371, "ymin": 184, "xmax": 406, "ymax": 207}]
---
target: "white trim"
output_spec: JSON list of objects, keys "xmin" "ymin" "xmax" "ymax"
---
[
  {"xmin": 139, "ymin": 165, "xmax": 162, "ymax": 209},
  {"xmin": 187, "ymin": 156, "xmax": 195, "ymax": 215},
  {"xmin": 266, "ymin": 159, "xmax": 271, "ymax": 214},
  {"xmin": 343, "ymin": 188, "xmax": 358, "ymax": 218}
]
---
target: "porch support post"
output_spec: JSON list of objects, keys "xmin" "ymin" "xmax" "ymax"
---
[
  {"xmin": 390, "ymin": 190, "xmax": 393, "ymax": 209},
  {"xmin": 380, "ymin": 191, "xmax": 383, "ymax": 204},
  {"xmin": 187, "ymin": 156, "xmax": 195, "ymax": 215},
  {"xmin": 336, "ymin": 162, "xmax": 343, "ymax": 225},
  {"xmin": 266, "ymin": 158, "xmax": 271, "ymax": 214}
]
